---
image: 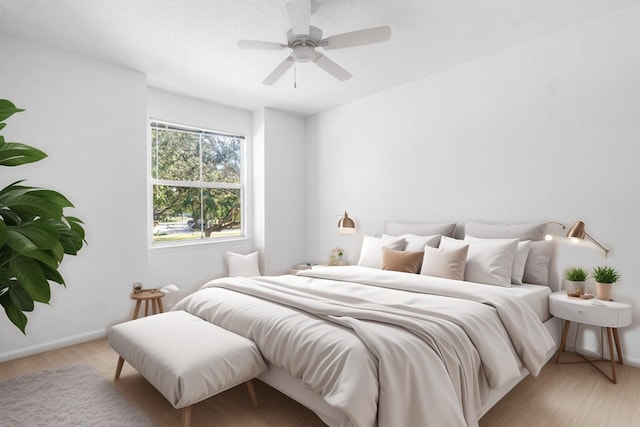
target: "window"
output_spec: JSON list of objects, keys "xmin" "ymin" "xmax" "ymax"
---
[{"xmin": 150, "ymin": 120, "xmax": 244, "ymax": 245}]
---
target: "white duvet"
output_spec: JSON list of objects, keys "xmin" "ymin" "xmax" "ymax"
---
[{"xmin": 172, "ymin": 266, "xmax": 555, "ymax": 427}]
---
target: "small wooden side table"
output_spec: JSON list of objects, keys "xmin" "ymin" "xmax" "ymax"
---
[
  {"xmin": 130, "ymin": 290, "xmax": 165, "ymax": 320},
  {"xmin": 550, "ymin": 291, "xmax": 632, "ymax": 383}
]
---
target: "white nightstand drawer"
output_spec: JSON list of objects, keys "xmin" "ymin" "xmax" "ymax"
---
[{"xmin": 550, "ymin": 299, "xmax": 617, "ymax": 326}]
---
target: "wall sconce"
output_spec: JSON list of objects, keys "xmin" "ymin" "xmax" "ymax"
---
[
  {"xmin": 338, "ymin": 211, "xmax": 356, "ymax": 235},
  {"xmin": 544, "ymin": 222, "xmax": 566, "ymax": 240},
  {"xmin": 566, "ymin": 220, "xmax": 609, "ymax": 257}
]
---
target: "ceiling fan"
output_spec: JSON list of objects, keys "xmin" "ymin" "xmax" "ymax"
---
[{"xmin": 238, "ymin": 0, "xmax": 391, "ymax": 85}]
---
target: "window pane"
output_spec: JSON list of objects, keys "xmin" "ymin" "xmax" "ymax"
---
[
  {"xmin": 151, "ymin": 127, "xmax": 200, "ymax": 181},
  {"xmin": 201, "ymin": 135, "xmax": 242, "ymax": 183},
  {"xmin": 202, "ymin": 188, "xmax": 242, "ymax": 239},
  {"xmin": 152, "ymin": 185, "xmax": 203, "ymax": 242}
]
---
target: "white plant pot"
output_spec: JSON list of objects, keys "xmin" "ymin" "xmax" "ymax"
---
[{"xmin": 565, "ymin": 280, "xmax": 586, "ymax": 296}]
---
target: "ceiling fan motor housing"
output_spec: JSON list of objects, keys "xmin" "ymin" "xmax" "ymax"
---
[{"xmin": 288, "ymin": 26, "xmax": 323, "ymax": 62}]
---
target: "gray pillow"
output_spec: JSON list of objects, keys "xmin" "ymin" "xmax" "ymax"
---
[
  {"xmin": 465, "ymin": 222, "xmax": 546, "ymax": 241},
  {"xmin": 384, "ymin": 221, "xmax": 457, "ymax": 238},
  {"xmin": 522, "ymin": 241, "xmax": 553, "ymax": 285}
]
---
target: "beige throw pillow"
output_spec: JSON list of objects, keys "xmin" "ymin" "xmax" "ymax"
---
[
  {"xmin": 420, "ymin": 245, "xmax": 469, "ymax": 280},
  {"xmin": 381, "ymin": 247, "xmax": 424, "ymax": 274}
]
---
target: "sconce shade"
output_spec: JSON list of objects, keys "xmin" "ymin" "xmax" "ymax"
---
[
  {"xmin": 566, "ymin": 221, "xmax": 585, "ymax": 240},
  {"xmin": 338, "ymin": 211, "xmax": 356, "ymax": 235},
  {"xmin": 566, "ymin": 220, "xmax": 609, "ymax": 256}
]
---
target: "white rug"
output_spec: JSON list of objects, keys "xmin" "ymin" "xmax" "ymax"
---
[{"xmin": 0, "ymin": 364, "xmax": 154, "ymax": 426}]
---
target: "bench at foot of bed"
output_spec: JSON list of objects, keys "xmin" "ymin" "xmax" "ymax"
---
[{"xmin": 108, "ymin": 310, "xmax": 267, "ymax": 427}]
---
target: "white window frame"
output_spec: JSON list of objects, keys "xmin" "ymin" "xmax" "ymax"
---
[{"xmin": 148, "ymin": 119, "xmax": 247, "ymax": 248}]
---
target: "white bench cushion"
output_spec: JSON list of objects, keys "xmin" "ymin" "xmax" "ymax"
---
[{"xmin": 108, "ymin": 310, "xmax": 267, "ymax": 408}]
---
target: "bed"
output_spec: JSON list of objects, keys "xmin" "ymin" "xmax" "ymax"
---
[{"xmin": 172, "ymin": 221, "xmax": 560, "ymax": 426}]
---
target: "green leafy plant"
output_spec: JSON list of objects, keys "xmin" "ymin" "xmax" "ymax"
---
[
  {"xmin": 565, "ymin": 267, "xmax": 589, "ymax": 282},
  {"xmin": 0, "ymin": 99, "xmax": 85, "ymax": 334},
  {"xmin": 591, "ymin": 266, "xmax": 620, "ymax": 284}
]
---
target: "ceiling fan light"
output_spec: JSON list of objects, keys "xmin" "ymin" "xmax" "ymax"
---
[{"xmin": 292, "ymin": 45, "xmax": 315, "ymax": 62}]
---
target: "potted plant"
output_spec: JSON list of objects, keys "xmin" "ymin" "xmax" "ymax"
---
[
  {"xmin": 565, "ymin": 267, "xmax": 588, "ymax": 297},
  {"xmin": 592, "ymin": 266, "xmax": 620, "ymax": 301},
  {"xmin": 0, "ymin": 99, "xmax": 85, "ymax": 334}
]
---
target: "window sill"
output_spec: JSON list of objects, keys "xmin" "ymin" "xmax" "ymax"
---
[{"xmin": 149, "ymin": 236, "xmax": 249, "ymax": 251}]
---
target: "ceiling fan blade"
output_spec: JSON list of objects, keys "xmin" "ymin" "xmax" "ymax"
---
[
  {"xmin": 322, "ymin": 26, "xmax": 391, "ymax": 50},
  {"xmin": 313, "ymin": 53, "xmax": 352, "ymax": 81},
  {"xmin": 238, "ymin": 40, "xmax": 287, "ymax": 50},
  {"xmin": 263, "ymin": 56, "xmax": 295, "ymax": 85},
  {"xmin": 286, "ymin": 0, "xmax": 311, "ymax": 35}
]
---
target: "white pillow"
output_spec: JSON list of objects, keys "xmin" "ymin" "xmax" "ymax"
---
[
  {"xmin": 357, "ymin": 235, "xmax": 406, "ymax": 269},
  {"xmin": 440, "ymin": 236, "xmax": 518, "ymax": 287},
  {"xmin": 523, "ymin": 241, "xmax": 553, "ymax": 286},
  {"xmin": 227, "ymin": 251, "xmax": 261, "ymax": 277},
  {"xmin": 465, "ymin": 236, "xmax": 532, "ymax": 285},
  {"xmin": 512, "ymin": 241, "xmax": 532, "ymax": 285},
  {"xmin": 420, "ymin": 245, "xmax": 469, "ymax": 281},
  {"xmin": 382, "ymin": 233, "xmax": 440, "ymax": 252}
]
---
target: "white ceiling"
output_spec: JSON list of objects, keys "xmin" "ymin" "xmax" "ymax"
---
[{"xmin": 0, "ymin": 0, "xmax": 638, "ymax": 116}]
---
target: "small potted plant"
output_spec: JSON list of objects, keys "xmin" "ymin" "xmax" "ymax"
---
[
  {"xmin": 565, "ymin": 267, "xmax": 589, "ymax": 297},
  {"xmin": 592, "ymin": 266, "xmax": 621, "ymax": 300}
]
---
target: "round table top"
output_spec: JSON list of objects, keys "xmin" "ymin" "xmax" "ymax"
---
[{"xmin": 130, "ymin": 290, "xmax": 164, "ymax": 300}]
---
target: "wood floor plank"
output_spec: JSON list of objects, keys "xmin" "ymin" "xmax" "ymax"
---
[{"xmin": 1, "ymin": 338, "xmax": 640, "ymax": 426}]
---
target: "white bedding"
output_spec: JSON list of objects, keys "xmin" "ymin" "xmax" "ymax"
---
[
  {"xmin": 172, "ymin": 266, "xmax": 555, "ymax": 427},
  {"xmin": 509, "ymin": 283, "xmax": 552, "ymax": 322}
]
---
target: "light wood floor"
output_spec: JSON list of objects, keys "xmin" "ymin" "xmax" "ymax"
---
[{"xmin": 1, "ymin": 339, "xmax": 640, "ymax": 426}]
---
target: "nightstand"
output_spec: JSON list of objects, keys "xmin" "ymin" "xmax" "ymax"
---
[{"xmin": 550, "ymin": 291, "xmax": 632, "ymax": 383}]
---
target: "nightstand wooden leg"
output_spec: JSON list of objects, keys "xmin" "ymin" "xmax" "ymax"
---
[
  {"xmin": 144, "ymin": 300, "xmax": 150, "ymax": 316},
  {"xmin": 606, "ymin": 327, "xmax": 617, "ymax": 384},
  {"xmin": 556, "ymin": 320, "xmax": 571, "ymax": 363},
  {"xmin": 131, "ymin": 301, "xmax": 142, "ymax": 320},
  {"xmin": 157, "ymin": 297, "xmax": 164, "ymax": 313},
  {"xmin": 613, "ymin": 328, "xmax": 623, "ymax": 365},
  {"xmin": 152, "ymin": 299, "xmax": 158, "ymax": 315}
]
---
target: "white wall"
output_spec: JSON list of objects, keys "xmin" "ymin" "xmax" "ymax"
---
[
  {"xmin": 0, "ymin": 34, "xmax": 148, "ymax": 360},
  {"xmin": 0, "ymin": 35, "xmax": 307, "ymax": 361},
  {"xmin": 146, "ymin": 88, "xmax": 254, "ymax": 307},
  {"xmin": 253, "ymin": 108, "xmax": 307, "ymax": 274},
  {"xmin": 306, "ymin": 5, "xmax": 640, "ymax": 362}
]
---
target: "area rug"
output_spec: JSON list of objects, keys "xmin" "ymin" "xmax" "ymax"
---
[{"xmin": 0, "ymin": 364, "xmax": 154, "ymax": 426}]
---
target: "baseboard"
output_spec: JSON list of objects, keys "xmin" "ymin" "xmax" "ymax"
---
[{"xmin": 0, "ymin": 328, "xmax": 108, "ymax": 363}]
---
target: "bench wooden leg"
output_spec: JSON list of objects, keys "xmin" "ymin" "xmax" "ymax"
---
[
  {"xmin": 181, "ymin": 406, "xmax": 192, "ymax": 427},
  {"xmin": 246, "ymin": 380, "xmax": 259, "ymax": 408},
  {"xmin": 115, "ymin": 356, "xmax": 125, "ymax": 380}
]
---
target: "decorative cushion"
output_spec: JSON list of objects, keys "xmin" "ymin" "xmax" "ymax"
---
[
  {"xmin": 227, "ymin": 251, "xmax": 261, "ymax": 277},
  {"xmin": 523, "ymin": 240, "xmax": 553, "ymax": 286},
  {"xmin": 357, "ymin": 235, "xmax": 406, "ymax": 269},
  {"xmin": 382, "ymin": 233, "xmax": 441, "ymax": 252},
  {"xmin": 383, "ymin": 221, "xmax": 457, "ymax": 238},
  {"xmin": 381, "ymin": 247, "xmax": 424, "ymax": 273},
  {"xmin": 440, "ymin": 236, "xmax": 518, "ymax": 287},
  {"xmin": 464, "ymin": 222, "xmax": 546, "ymax": 241},
  {"xmin": 420, "ymin": 245, "xmax": 469, "ymax": 281}
]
